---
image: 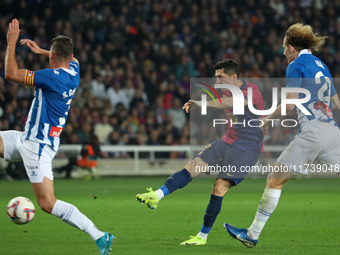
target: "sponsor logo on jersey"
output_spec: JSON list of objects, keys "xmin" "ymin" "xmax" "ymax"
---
[
  {"xmin": 50, "ymin": 126, "xmax": 63, "ymax": 137},
  {"xmin": 26, "ymin": 165, "xmax": 39, "ymax": 170},
  {"xmin": 314, "ymin": 101, "xmax": 333, "ymax": 117}
]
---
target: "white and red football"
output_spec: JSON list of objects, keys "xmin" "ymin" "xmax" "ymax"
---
[{"xmin": 6, "ymin": 197, "xmax": 35, "ymax": 225}]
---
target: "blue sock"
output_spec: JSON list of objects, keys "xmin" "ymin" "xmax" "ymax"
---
[
  {"xmin": 159, "ymin": 169, "xmax": 192, "ymax": 198},
  {"xmin": 200, "ymin": 194, "xmax": 224, "ymax": 234}
]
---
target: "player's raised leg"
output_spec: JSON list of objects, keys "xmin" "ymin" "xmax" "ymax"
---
[
  {"xmin": 225, "ymin": 161, "xmax": 294, "ymax": 248},
  {"xmin": 180, "ymin": 178, "xmax": 230, "ymax": 245},
  {"xmin": 136, "ymin": 157, "xmax": 205, "ymax": 209},
  {"xmin": 32, "ymin": 177, "xmax": 114, "ymax": 255}
]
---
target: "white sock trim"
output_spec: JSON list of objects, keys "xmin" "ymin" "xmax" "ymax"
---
[
  {"xmin": 263, "ymin": 188, "xmax": 281, "ymax": 198},
  {"xmin": 51, "ymin": 200, "xmax": 64, "ymax": 217},
  {"xmin": 155, "ymin": 189, "xmax": 164, "ymax": 200},
  {"xmin": 197, "ymin": 232, "xmax": 208, "ymax": 240}
]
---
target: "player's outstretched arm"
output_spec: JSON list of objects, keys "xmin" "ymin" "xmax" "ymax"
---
[
  {"xmin": 5, "ymin": 18, "xmax": 28, "ymax": 85},
  {"xmin": 20, "ymin": 39, "xmax": 50, "ymax": 57}
]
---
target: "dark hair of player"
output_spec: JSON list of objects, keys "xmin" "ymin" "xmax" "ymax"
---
[
  {"xmin": 213, "ymin": 59, "xmax": 240, "ymax": 78},
  {"xmin": 50, "ymin": 35, "xmax": 73, "ymax": 60},
  {"xmin": 284, "ymin": 23, "xmax": 327, "ymax": 52}
]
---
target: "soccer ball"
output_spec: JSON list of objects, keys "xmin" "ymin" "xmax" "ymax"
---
[{"xmin": 6, "ymin": 197, "xmax": 35, "ymax": 225}]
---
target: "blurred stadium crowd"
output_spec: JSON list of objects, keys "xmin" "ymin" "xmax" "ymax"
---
[{"xmin": 0, "ymin": 0, "xmax": 340, "ymax": 159}]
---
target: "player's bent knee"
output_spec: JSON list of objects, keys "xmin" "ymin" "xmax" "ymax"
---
[
  {"xmin": 212, "ymin": 179, "xmax": 231, "ymax": 196},
  {"xmin": 185, "ymin": 158, "xmax": 204, "ymax": 178},
  {"xmin": 184, "ymin": 161, "xmax": 191, "ymax": 171},
  {"xmin": 191, "ymin": 157, "xmax": 209, "ymax": 178},
  {"xmin": 212, "ymin": 186, "xmax": 226, "ymax": 196}
]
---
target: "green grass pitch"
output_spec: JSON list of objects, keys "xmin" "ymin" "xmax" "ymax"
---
[{"xmin": 1, "ymin": 177, "xmax": 339, "ymax": 255}]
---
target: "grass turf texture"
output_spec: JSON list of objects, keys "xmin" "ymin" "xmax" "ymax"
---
[{"xmin": 1, "ymin": 177, "xmax": 339, "ymax": 255}]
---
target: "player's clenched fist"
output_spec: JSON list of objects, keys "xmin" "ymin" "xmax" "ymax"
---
[{"xmin": 182, "ymin": 101, "xmax": 191, "ymax": 113}]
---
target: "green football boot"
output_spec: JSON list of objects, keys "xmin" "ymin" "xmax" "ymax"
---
[
  {"xmin": 180, "ymin": 235, "xmax": 207, "ymax": 245},
  {"xmin": 136, "ymin": 187, "xmax": 160, "ymax": 210}
]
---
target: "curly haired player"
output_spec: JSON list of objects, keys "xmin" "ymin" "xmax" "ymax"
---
[{"xmin": 225, "ymin": 23, "xmax": 340, "ymax": 248}]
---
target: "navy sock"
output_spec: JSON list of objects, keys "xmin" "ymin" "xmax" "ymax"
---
[
  {"xmin": 160, "ymin": 169, "xmax": 193, "ymax": 197},
  {"xmin": 200, "ymin": 194, "xmax": 224, "ymax": 234}
]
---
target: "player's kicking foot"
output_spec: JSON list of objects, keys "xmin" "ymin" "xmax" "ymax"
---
[
  {"xmin": 223, "ymin": 223, "xmax": 257, "ymax": 248},
  {"xmin": 95, "ymin": 232, "xmax": 115, "ymax": 255},
  {"xmin": 136, "ymin": 187, "xmax": 159, "ymax": 210},
  {"xmin": 180, "ymin": 235, "xmax": 207, "ymax": 245}
]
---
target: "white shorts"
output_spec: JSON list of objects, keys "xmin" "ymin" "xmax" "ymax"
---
[
  {"xmin": 0, "ymin": 131, "xmax": 56, "ymax": 183},
  {"xmin": 278, "ymin": 120, "xmax": 340, "ymax": 174}
]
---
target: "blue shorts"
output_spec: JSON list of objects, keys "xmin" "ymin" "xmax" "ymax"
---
[{"xmin": 195, "ymin": 139, "xmax": 260, "ymax": 186}]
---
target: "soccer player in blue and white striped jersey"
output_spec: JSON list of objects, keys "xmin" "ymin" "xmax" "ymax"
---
[
  {"xmin": 225, "ymin": 23, "xmax": 340, "ymax": 248},
  {"xmin": 2, "ymin": 19, "xmax": 113, "ymax": 254}
]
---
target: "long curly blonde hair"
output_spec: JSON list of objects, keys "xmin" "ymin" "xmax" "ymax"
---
[{"xmin": 284, "ymin": 23, "xmax": 327, "ymax": 52}]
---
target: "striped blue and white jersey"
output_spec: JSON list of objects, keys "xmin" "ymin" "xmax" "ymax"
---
[
  {"xmin": 23, "ymin": 61, "xmax": 79, "ymax": 151},
  {"xmin": 286, "ymin": 49, "xmax": 337, "ymax": 127}
]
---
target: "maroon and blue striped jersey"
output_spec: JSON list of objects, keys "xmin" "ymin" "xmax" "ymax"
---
[{"xmin": 221, "ymin": 81, "xmax": 264, "ymax": 154}]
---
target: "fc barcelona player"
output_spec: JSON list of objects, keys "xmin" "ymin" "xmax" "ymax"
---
[
  {"xmin": 136, "ymin": 59, "xmax": 264, "ymax": 245},
  {"xmin": 2, "ymin": 19, "xmax": 113, "ymax": 255}
]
